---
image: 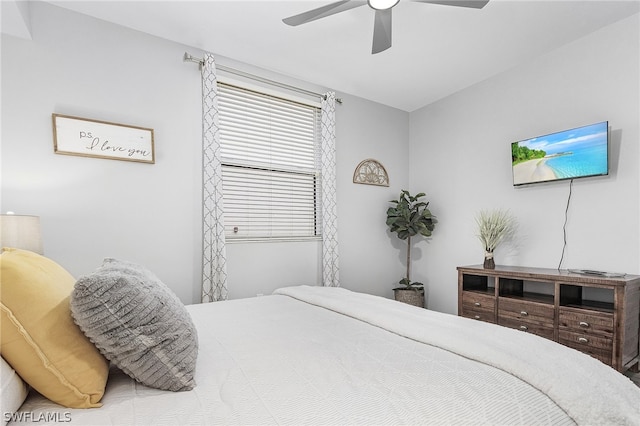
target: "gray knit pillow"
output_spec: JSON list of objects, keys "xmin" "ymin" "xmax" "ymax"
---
[{"xmin": 70, "ymin": 258, "xmax": 197, "ymax": 391}]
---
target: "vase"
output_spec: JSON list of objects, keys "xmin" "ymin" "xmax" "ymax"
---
[{"xmin": 483, "ymin": 251, "xmax": 495, "ymax": 269}]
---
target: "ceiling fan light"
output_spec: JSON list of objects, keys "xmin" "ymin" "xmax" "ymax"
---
[{"xmin": 368, "ymin": 0, "xmax": 400, "ymax": 10}]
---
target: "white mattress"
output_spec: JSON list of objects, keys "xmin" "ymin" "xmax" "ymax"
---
[{"xmin": 14, "ymin": 286, "xmax": 639, "ymax": 425}]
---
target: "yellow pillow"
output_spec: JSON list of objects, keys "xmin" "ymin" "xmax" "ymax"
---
[{"xmin": 0, "ymin": 248, "xmax": 108, "ymax": 408}]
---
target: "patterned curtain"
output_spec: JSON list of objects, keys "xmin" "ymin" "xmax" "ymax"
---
[
  {"xmin": 201, "ymin": 53, "xmax": 228, "ymax": 302},
  {"xmin": 321, "ymin": 92, "xmax": 340, "ymax": 287}
]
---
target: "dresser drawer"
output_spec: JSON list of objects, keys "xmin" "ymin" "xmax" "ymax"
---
[
  {"xmin": 461, "ymin": 292, "xmax": 495, "ymax": 323},
  {"xmin": 499, "ymin": 316, "xmax": 555, "ymax": 340},
  {"xmin": 498, "ymin": 298, "xmax": 555, "ymax": 340},
  {"xmin": 558, "ymin": 308, "xmax": 613, "ymax": 338},
  {"xmin": 559, "ymin": 330, "xmax": 613, "ymax": 365},
  {"xmin": 499, "ymin": 298, "xmax": 554, "ymax": 323}
]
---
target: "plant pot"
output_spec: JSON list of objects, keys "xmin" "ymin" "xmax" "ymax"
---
[{"xmin": 393, "ymin": 288, "xmax": 425, "ymax": 308}]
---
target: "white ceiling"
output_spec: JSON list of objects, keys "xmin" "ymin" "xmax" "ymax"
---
[{"xmin": 9, "ymin": 1, "xmax": 640, "ymax": 111}]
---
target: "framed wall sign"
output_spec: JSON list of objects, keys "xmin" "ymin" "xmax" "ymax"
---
[{"xmin": 52, "ymin": 114, "xmax": 155, "ymax": 164}]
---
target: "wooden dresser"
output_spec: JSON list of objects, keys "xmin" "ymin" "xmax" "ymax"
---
[{"xmin": 457, "ymin": 265, "xmax": 640, "ymax": 372}]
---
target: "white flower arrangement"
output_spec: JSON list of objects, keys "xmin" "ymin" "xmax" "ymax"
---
[{"xmin": 475, "ymin": 209, "xmax": 517, "ymax": 267}]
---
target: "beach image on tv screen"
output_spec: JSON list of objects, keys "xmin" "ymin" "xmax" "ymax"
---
[{"xmin": 512, "ymin": 122, "xmax": 608, "ymax": 186}]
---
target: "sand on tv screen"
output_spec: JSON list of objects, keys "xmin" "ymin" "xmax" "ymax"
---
[{"xmin": 511, "ymin": 121, "xmax": 609, "ymax": 186}]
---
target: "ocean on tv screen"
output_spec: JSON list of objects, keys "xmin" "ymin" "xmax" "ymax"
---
[
  {"xmin": 512, "ymin": 122, "xmax": 608, "ymax": 185},
  {"xmin": 545, "ymin": 143, "xmax": 607, "ymax": 179}
]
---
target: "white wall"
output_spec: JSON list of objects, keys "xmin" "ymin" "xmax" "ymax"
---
[
  {"xmin": 1, "ymin": 2, "xmax": 409, "ymax": 303},
  {"xmin": 335, "ymin": 94, "xmax": 410, "ymax": 299},
  {"xmin": 409, "ymin": 14, "xmax": 640, "ymax": 314}
]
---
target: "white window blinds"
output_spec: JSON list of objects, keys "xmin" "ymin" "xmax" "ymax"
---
[{"xmin": 218, "ymin": 83, "xmax": 321, "ymax": 240}]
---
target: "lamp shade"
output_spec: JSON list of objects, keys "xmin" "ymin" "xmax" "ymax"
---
[{"xmin": 0, "ymin": 215, "xmax": 43, "ymax": 254}]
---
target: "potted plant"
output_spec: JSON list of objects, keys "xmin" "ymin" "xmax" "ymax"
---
[
  {"xmin": 475, "ymin": 209, "xmax": 517, "ymax": 269},
  {"xmin": 386, "ymin": 190, "xmax": 437, "ymax": 307}
]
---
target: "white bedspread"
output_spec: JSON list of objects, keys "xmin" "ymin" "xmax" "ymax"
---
[
  {"xmin": 14, "ymin": 286, "xmax": 639, "ymax": 425},
  {"xmin": 275, "ymin": 285, "xmax": 640, "ymax": 425}
]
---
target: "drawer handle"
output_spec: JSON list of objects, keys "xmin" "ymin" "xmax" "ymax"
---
[
  {"xmin": 579, "ymin": 321, "xmax": 590, "ymax": 328},
  {"xmin": 474, "ymin": 302, "xmax": 481, "ymax": 307},
  {"xmin": 520, "ymin": 311, "xmax": 528, "ymax": 316},
  {"xmin": 474, "ymin": 315, "xmax": 481, "ymax": 320},
  {"xmin": 520, "ymin": 325, "xmax": 528, "ymax": 331},
  {"xmin": 578, "ymin": 337, "xmax": 589, "ymax": 343}
]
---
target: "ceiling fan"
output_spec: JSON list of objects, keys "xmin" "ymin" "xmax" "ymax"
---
[{"xmin": 283, "ymin": 0, "xmax": 490, "ymax": 54}]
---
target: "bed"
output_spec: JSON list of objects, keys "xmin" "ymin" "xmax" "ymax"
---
[
  {"xmin": 6, "ymin": 284, "xmax": 640, "ymax": 425},
  {"xmin": 2, "ymin": 286, "xmax": 640, "ymax": 425}
]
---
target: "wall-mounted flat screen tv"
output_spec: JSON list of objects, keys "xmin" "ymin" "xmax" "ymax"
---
[{"xmin": 511, "ymin": 121, "xmax": 609, "ymax": 186}]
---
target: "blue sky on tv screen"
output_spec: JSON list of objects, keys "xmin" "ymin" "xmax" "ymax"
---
[{"xmin": 518, "ymin": 122, "xmax": 608, "ymax": 155}]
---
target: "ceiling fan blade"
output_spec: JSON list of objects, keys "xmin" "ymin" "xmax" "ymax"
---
[
  {"xmin": 411, "ymin": 0, "xmax": 490, "ymax": 9},
  {"xmin": 283, "ymin": 0, "xmax": 367, "ymax": 26},
  {"xmin": 371, "ymin": 8, "xmax": 392, "ymax": 54}
]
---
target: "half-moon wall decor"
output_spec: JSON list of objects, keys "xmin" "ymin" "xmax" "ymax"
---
[{"xmin": 353, "ymin": 159, "xmax": 389, "ymax": 187}]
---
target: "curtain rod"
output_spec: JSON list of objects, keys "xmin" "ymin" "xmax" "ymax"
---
[{"xmin": 183, "ymin": 52, "xmax": 342, "ymax": 104}]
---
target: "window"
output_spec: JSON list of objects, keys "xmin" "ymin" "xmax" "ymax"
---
[{"xmin": 217, "ymin": 82, "xmax": 321, "ymax": 240}]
